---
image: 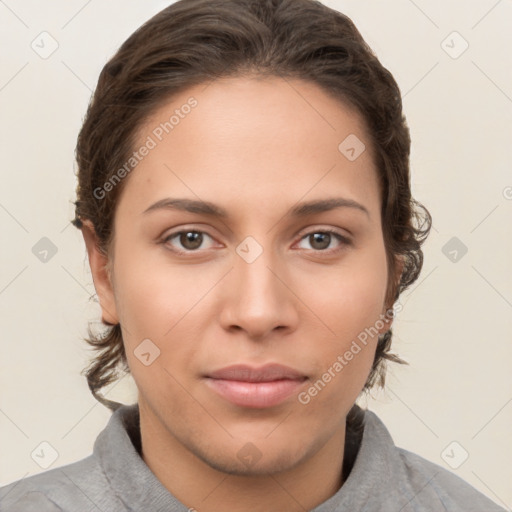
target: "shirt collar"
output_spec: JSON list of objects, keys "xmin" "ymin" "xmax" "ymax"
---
[
  {"xmin": 94, "ymin": 403, "xmax": 407, "ymax": 511},
  {"xmin": 94, "ymin": 403, "xmax": 188, "ymax": 512}
]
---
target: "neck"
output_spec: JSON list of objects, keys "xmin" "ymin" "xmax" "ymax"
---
[{"xmin": 139, "ymin": 404, "xmax": 347, "ymax": 512}]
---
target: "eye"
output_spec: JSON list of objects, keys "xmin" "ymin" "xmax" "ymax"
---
[
  {"xmin": 162, "ymin": 230, "xmax": 216, "ymax": 252},
  {"xmin": 296, "ymin": 230, "xmax": 351, "ymax": 253}
]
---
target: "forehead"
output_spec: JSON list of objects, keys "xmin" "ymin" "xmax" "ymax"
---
[{"xmin": 121, "ymin": 75, "xmax": 380, "ymax": 221}]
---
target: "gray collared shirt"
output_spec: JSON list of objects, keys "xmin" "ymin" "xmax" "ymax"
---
[{"xmin": 0, "ymin": 404, "xmax": 506, "ymax": 511}]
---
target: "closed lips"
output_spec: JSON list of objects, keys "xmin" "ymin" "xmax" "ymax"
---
[
  {"xmin": 205, "ymin": 364, "xmax": 307, "ymax": 382},
  {"xmin": 204, "ymin": 364, "xmax": 308, "ymax": 408}
]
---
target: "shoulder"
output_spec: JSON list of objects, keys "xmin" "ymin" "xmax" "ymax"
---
[
  {"xmin": 3, "ymin": 403, "xmax": 194, "ymax": 512},
  {"xmin": 396, "ymin": 446, "xmax": 506, "ymax": 511},
  {"xmin": 0, "ymin": 404, "xmax": 140, "ymax": 512},
  {"xmin": 362, "ymin": 410, "xmax": 507, "ymax": 512},
  {"xmin": 0, "ymin": 455, "xmax": 126, "ymax": 512},
  {"xmin": 0, "ymin": 455, "xmax": 111, "ymax": 512}
]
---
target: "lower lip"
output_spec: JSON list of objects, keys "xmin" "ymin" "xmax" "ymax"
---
[{"xmin": 205, "ymin": 378, "xmax": 306, "ymax": 408}]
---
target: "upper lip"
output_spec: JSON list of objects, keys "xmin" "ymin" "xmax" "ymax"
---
[{"xmin": 206, "ymin": 364, "xmax": 307, "ymax": 382}]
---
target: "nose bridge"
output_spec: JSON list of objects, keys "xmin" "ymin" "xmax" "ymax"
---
[
  {"xmin": 235, "ymin": 239, "xmax": 282, "ymax": 309},
  {"xmin": 221, "ymin": 237, "xmax": 297, "ymax": 337}
]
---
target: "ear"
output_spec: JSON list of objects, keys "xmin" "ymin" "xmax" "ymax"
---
[
  {"xmin": 80, "ymin": 220, "xmax": 119, "ymax": 325},
  {"xmin": 378, "ymin": 255, "xmax": 405, "ymax": 334}
]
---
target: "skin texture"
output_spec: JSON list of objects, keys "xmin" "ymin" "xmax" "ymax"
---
[{"xmin": 82, "ymin": 76, "xmax": 399, "ymax": 512}]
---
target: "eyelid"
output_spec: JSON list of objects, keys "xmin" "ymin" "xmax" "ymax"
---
[
  {"xmin": 160, "ymin": 223, "xmax": 218, "ymax": 240},
  {"xmin": 297, "ymin": 225, "xmax": 351, "ymax": 240},
  {"xmin": 294, "ymin": 228, "xmax": 352, "ymax": 253},
  {"xmin": 160, "ymin": 225, "xmax": 352, "ymax": 254},
  {"xmin": 160, "ymin": 226, "xmax": 221, "ymax": 253}
]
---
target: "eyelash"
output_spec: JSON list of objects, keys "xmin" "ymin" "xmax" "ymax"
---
[
  {"xmin": 161, "ymin": 228, "xmax": 352, "ymax": 256},
  {"xmin": 296, "ymin": 229, "xmax": 352, "ymax": 253}
]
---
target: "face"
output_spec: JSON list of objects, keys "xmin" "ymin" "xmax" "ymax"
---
[{"xmin": 90, "ymin": 76, "xmax": 395, "ymax": 476}]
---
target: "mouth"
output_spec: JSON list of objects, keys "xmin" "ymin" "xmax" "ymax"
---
[{"xmin": 204, "ymin": 364, "xmax": 308, "ymax": 409}]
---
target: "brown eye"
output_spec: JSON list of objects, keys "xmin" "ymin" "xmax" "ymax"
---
[
  {"xmin": 309, "ymin": 232, "xmax": 331, "ymax": 250},
  {"xmin": 163, "ymin": 230, "xmax": 215, "ymax": 253},
  {"xmin": 179, "ymin": 231, "xmax": 203, "ymax": 250},
  {"xmin": 296, "ymin": 230, "xmax": 351, "ymax": 253}
]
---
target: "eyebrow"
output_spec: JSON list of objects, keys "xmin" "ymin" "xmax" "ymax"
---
[
  {"xmin": 143, "ymin": 197, "xmax": 370, "ymax": 219},
  {"xmin": 289, "ymin": 197, "xmax": 370, "ymax": 218},
  {"xmin": 143, "ymin": 198, "xmax": 228, "ymax": 217}
]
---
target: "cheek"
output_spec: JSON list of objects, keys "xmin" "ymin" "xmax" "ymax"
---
[
  {"xmin": 112, "ymin": 241, "xmax": 209, "ymax": 338},
  {"xmin": 111, "ymin": 229, "xmax": 388, "ymax": 403},
  {"xmin": 301, "ymin": 243, "xmax": 388, "ymax": 334},
  {"xmin": 110, "ymin": 248, "xmax": 217, "ymax": 380},
  {"xmin": 297, "ymin": 245, "xmax": 388, "ymax": 391}
]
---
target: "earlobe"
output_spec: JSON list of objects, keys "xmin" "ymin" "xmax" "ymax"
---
[{"xmin": 80, "ymin": 220, "xmax": 119, "ymax": 325}]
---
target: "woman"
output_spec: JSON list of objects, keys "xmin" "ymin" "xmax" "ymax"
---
[{"xmin": 0, "ymin": 0, "xmax": 505, "ymax": 510}]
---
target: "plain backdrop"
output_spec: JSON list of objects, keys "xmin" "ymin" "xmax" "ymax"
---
[{"xmin": 0, "ymin": 0, "xmax": 511, "ymax": 509}]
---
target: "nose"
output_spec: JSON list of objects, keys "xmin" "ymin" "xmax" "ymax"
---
[{"xmin": 218, "ymin": 245, "xmax": 299, "ymax": 340}]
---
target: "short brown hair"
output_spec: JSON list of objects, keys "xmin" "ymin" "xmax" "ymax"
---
[{"xmin": 72, "ymin": 0, "xmax": 432, "ymax": 410}]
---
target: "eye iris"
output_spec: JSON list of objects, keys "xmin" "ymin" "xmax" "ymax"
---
[
  {"xmin": 310, "ymin": 232, "xmax": 331, "ymax": 250},
  {"xmin": 180, "ymin": 231, "xmax": 203, "ymax": 250}
]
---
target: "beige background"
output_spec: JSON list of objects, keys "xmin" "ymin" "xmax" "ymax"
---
[{"xmin": 0, "ymin": 0, "xmax": 511, "ymax": 508}]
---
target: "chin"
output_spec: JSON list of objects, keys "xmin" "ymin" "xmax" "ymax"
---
[
  {"xmin": 197, "ymin": 446, "xmax": 306, "ymax": 477},
  {"xmin": 185, "ymin": 431, "xmax": 321, "ymax": 478}
]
